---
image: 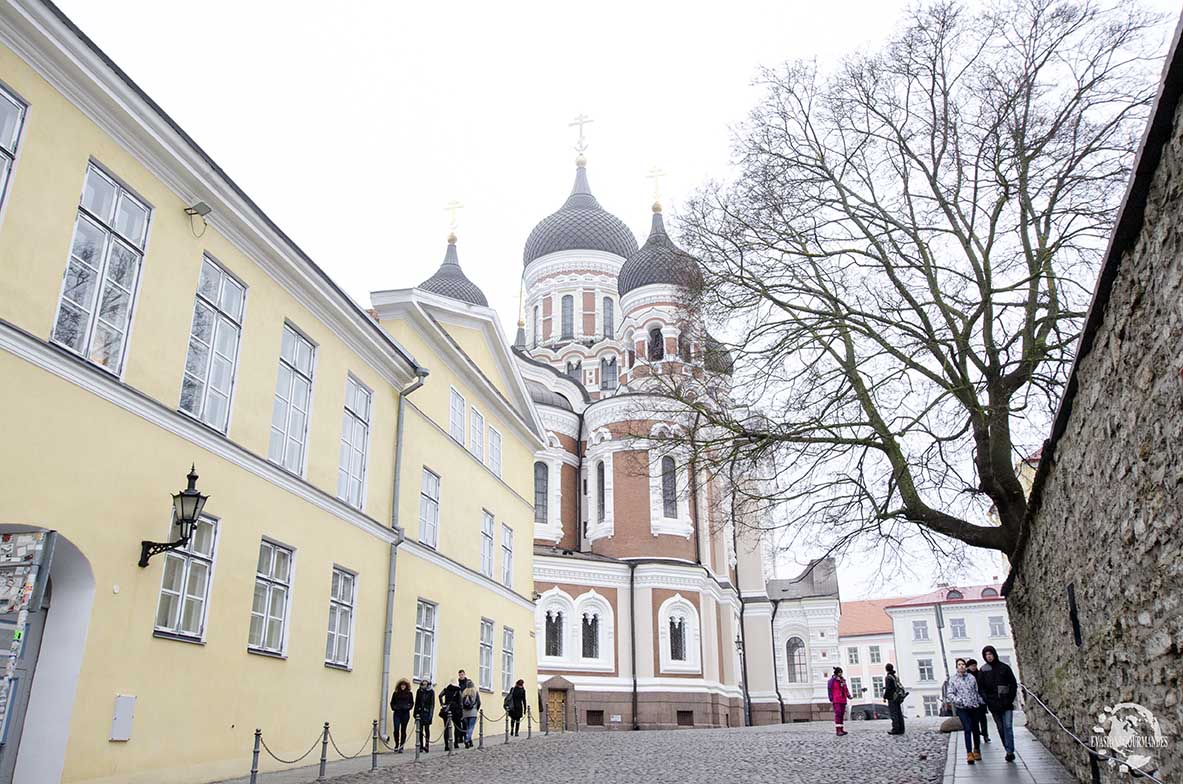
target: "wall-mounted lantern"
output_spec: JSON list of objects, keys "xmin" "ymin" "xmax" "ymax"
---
[{"xmin": 138, "ymin": 465, "xmax": 208, "ymax": 567}]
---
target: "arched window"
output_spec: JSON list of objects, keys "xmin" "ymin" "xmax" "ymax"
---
[
  {"xmin": 532, "ymin": 305, "xmax": 540, "ymax": 347},
  {"xmin": 600, "ymin": 356, "xmax": 618, "ymax": 390},
  {"xmin": 669, "ymin": 616, "xmax": 687, "ymax": 661},
  {"xmin": 648, "ymin": 327, "xmax": 664, "ymax": 360},
  {"xmin": 786, "ymin": 637, "xmax": 807, "ymax": 683},
  {"xmin": 582, "ymin": 613, "xmax": 600, "ymax": 658},
  {"xmin": 545, "ymin": 611, "xmax": 564, "ymax": 657},
  {"xmin": 946, "ymin": 589, "xmax": 964, "ymax": 600},
  {"xmin": 596, "ymin": 460, "xmax": 606, "ymax": 523},
  {"xmin": 561, "ymin": 295, "xmax": 574, "ymax": 340},
  {"xmin": 533, "ymin": 462, "xmax": 548, "ymax": 525},
  {"xmin": 981, "ymin": 587, "xmax": 998, "ymax": 598},
  {"xmin": 602, "ymin": 297, "xmax": 614, "ymax": 339},
  {"xmin": 627, "ymin": 349, "xmax": 635, "ymax": 368},
  {"xmin": 566, "ymin": 360, "xmax": 581, "ymax": 381},
  {"xmin": 661, "ymin": 456, "xmax": 677, "ymax": 518},
  {"xmin": 678, "ymin": 332, "xmax": 690, "ymax": 362}
]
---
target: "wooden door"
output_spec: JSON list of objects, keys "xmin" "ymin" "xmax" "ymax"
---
[{"xmin": 546, "ymin": 689, "xmax": 567, "ymax": 732}]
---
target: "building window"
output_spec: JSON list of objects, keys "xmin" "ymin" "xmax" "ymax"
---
[
  {"xmin": 154, "ymin": 515, "xmax": 217, "ymax": 639},
  {"xmin": 268, "ymin": 324, "xmax": 315, "ymax": 474},
  {"xmin": 989, "ymin": 616, "xmax": 1007, "ymax": 636},
  {"xmin": 946, "ymin": 589, "xmax": 963, "ymax": 600},
  {"xmin": 561, "ymin": 295, "xmax": 574, "ymax": 340},
  {"xmin": 533, "ymin": 462, "xmax": 549, "ymax": 525},
  {"xmin": 566, "ymin": 360, "xmax": 581, "ymax": 381},
  {"xmin": 501, "ymin": 627, "xmax": 515, "ymax": 693},
  {"xmin": 913, "ymin": 619, "xmax": 930, "ymax": 641},
  {"xmin": 582, "ymin": 612, "xmax": 600, "ymax": 658},
  {"xmin": 869, "ymin": 645, "xmax": 881, "ymax": 663},
  {"xmin": 949, "ymin": 617, "xmax": 967, "ymax": 639},
  {"xmin": 179, "ymin": 256, "xmax": 244, "ymax": 432},
  {"xmin": 923, "ymin": 695, "xmax": 940, "ymax": 716},
  {"xmin": 414, "ymin": 599, "xmax": 437, "ymax": 682},
  {"xmin": 480, "ymin": 511, "xmax": 495, "ymax": 577},
  {"xmin": 250, "ymin": 540, "xmax": 293, "ymax": 654},
  {"xmin": 602, "ymin": 297, "xmax": 614, "ymax": 338},
  {"xmin": 0, "ymin": 86, "xmax": 26, "ymax": 209},
  {"xmin": 849, "ymin": 677, "xmax": 862, "ymax": 698},
  {"xmin": 325, "ymin": 567, "xmax": 355, "ymax": 667},
  {"xmin": 449, "ymin": 388, "xmax": 465, "ymax": 442},
  {"xmin": 918, "ymin": 658, "xmax": 935, "ymax": 681},
  {"xmin": 419, "ymin": 469, "xmax": 440, "ymax": 547},
  {"xmin": 648, "ymin": 327, "xmax": 664, "ymax": 360},
  {"xmin": 600, "ymin": 356, "xmax": 618, "ymax": 390},
  {"xmin": 596, "ymin": 460, "xmax": 606, "ymax": 523},
  {"xmin": 52, "ymin": 164, "xmax": 151, "ymax": 373},
  {"xmin": 479, "ymin": 618, "xmax": 494, "ymax": 690},
  {"xmin": 661, "ymin": 456, "xmax": 677, "ymax": 518},
  {"xmin": 847, "ymin": 647, "xmax": 859, "ymax": 665},
  {"xmin": 501, "ymin": 524, "xmax": 513, "ymax": 587},
  {"xmin": 544, "ymin": 610, "xmax": 563, "ymax": 657},
  {"xmin": 872, "ymin": 676, "xmax": 885, "ymax": 698},
  {"xmin": 488, "ymin": 427, "xmax": 502, "ymax": 477},
  {"xmin": 470, "ymin": 408, "xmax": 485, "ymax": 460},
  {"xmin": 669, "ymin": 616, "xmax": 688, "ymax": 661},
  {"xmin": 981, "ymin": 587, "xmax": 999, "ymax": 598},
  {"xmin": 337, "ymin": 376, "xmax": 372, "ymax": 508},
  {"xmin": 678, "ymin": 332, "xmax": 690, "ymax": 362},
  {"xmin": 532, "ymin": 305, "xmax": 540, "ymax": 347},
  {"xmin": 786, "ymin": 637, "xmax": 807, "ymax": 683}
]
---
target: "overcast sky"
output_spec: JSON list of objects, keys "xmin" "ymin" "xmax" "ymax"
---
[{"xmin": 54, "ymin": 1, "xmax": 1176, "ymax": 599}]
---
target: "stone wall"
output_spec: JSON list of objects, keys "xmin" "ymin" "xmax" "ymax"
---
[{"xmin": 1008, "ymin": 95, "xmax": 1183, "ymax": 782}]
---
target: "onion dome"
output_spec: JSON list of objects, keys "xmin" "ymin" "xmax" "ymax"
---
[
  {"xmin": 523, "ymin": 158, "xmax": 638, "ymax": 266},
  {"xmin": 417, "ymin": 233, "xmax": 488, "ymax": 306},
  {"xmin": 618, "ymin": 203, "xmax": 703, "ymax": 296}
]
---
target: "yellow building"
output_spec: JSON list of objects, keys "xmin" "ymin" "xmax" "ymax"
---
[{"xmin": 0, "ymin": 2, "xmax": 540, "ymax": 782}]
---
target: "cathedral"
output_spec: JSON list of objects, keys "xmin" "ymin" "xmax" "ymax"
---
[{"xmin": 420, "ymin": 147, "xmax": 843, "ymax": 730}]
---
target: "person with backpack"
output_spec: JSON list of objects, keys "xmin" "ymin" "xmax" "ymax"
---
[
  {"xmin": 948, "ymin": 657, "xmax": 985, "ymax": 765},
  {"xmin": 439, "ymin": 679, "xmax": 462, "ymax": 751},
  {"xmin": 413, "ymin": 679, "xmax": 435, "ymax": 753},
  {"xmin": 977, "ymin": 645, "xmax": 1018, "ymax": 762},
  {"xmin": 460, "ymin": 684, "xmax": 481, "ymax": 748},
  {"xmin": 507, "ymin": 679, "xmax": 527, "ymax": 736},
  {"xmin": 389, "ymin": 678, "xmax": 414, "ymax": 753},
  {"xmin": 827, "ymin": 666, "xmax": 851, "ymax": 736},
  {"xmin": 883, "ymin": 663, "xmax": 906, "ymax": 735}
]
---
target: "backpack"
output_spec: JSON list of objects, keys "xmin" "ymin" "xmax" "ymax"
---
[
  {"xmin": 462, "ymin": 693, "xmax": 476, "ymax": 710},
  {"xmin": 503, "ymin": 692, "xmax": 513, "ymax": 711}
]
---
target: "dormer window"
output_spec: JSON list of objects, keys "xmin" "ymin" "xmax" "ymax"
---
[{"xmin": 946, "ymin": 589, "xmax": 963, "ymax": 600}]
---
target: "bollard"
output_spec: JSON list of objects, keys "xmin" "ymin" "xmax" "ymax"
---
[
  {"xmin": 527, "ymin": 706, "xmax": 532, "ymax": 739},
  {"xmin": 318, "ymin": 722, "xmax": 329, "ymax": 781},
  {"xmin": 249, "ymin": 729, "xmax": 261, "ymax": 784},
  {"xmin": 414, "ymin": 718, "xmax": 421, "ymax": 763},
  {"xmin": 371, "ymin": 719, "xmax": 378, "ymax": 771},
  {"xmin": 505, "ymin": 714, "xmax": 509, "ymax": 744},
  {"xmin": 446, "ymin": 720, "xmax": 453, "ymax": 757},
  {"xmin": 478, "ymin": 711, "xmax": 485, "ymax": 750}
]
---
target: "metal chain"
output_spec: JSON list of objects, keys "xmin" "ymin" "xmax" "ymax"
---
[
  {"xmin": 258, "ymin": 732, "xmax": 323, "ymax": 765},
  {"xmin": 482, "ymin": 710, "xmax": 508, "ymax": 722},
  {"xmin": 327, "ymin": 727, "xmax": 372, "ymax": 760}
]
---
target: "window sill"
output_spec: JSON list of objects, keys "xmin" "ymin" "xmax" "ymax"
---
[
  {"xmin": 325, "ymin": 661, "xmax": 352, "ymax": 673},
  {"xmin": 153, "ymin": 629, "xmax": 205, "ymax": 645},
  {"xmin": 480, "ymin": 687, "xmax": 493, "ymax": 694},
  {"xmin": 247, "ymin": 646, "xmax": 287, "ymax": 660}
]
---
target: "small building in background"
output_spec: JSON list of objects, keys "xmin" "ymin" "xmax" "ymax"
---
[{"xmin": 837, "ymin": 598, "xmax": 899, "ymax": 709}]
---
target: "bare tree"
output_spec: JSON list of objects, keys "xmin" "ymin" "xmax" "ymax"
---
[{"xmin": 642, "ymin": 0, "xmax": 1161, "ymax": 558}]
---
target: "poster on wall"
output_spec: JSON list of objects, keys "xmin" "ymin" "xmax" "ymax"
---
[{"xmin": 0, "ymin": 532, "xmax": 52, "ymax": 746}]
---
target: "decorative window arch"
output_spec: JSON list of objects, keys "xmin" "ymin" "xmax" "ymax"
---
[
  {"xmin": 537, "ymin": 588, "xmax": 575, "ymax": 662},
  {"xmin": 573, "ymin": 590, "xmax": 614, "ymax": 668},
  {"xmin": 602, "ymin": 297, "xmax": 614, "ymax": 339},
  {"xmin": 648, "ymin": 327, "xmax": 664, "ymax": 360},
  {"xmin": 658, "ymin": 594, "xmax": 701, "ymax": 673},
  {"xmin": 600, "ymin": 355, "xmax": 618, "ymax": 390},
  {"xmin": 946, "ymin": 589, "xmax": 964, "ymax": 600},
  {"xmin": 786, "ymin": 636, "xmax": 807, "ymax": 683},
  {"xmin": 981, "ymin": 587, "xmax": 998, "ymax": 598},
  {"xmin": 533, "ymin": 462, "xmax": 548, "ymax": 526}
]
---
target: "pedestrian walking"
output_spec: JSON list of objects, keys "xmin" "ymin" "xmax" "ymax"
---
[
  {"xmin": 947, "ymin": 658, "xmax": 984, "ymax": 765},
  {"xmin": 966, "ymin": 658, "xmax": 991, "ymax": 745},
  {"xmin": 413, "ymin": 679, "xmax": 435, "ymax": 753},
  {"xmin": 508, "ymin": 679, "xmax": 527, "ymax": 736},
  {"xmin": 390, "ymin": 678, "xmax": 414, "ymax": 752},
  {"xmin": 439, "ymin": 679, "xmax": 462, "ymax": 750},
  {"xmin": 977, "ymin": 645, "xmax": 1018, "ymax": 762},
  {"xmin": 883, "ymin": 663, "xmax": 906, "ymax": 735},
  {"xmin": 460, "ymin": 684, "xmax": 481, "ymax": 748},
  {"xmin": 827, "ymin": 667, "xmax": 851, "ymax": 736}
]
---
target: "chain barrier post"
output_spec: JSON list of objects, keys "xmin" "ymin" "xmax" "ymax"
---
[
  {"xmin": 317, "ymin": 722, "xmax": 329, "ymax": 781},
  {"xmin": 371, "ymin": 719, "xmax": 379, "ymax": 770},
  {"xmin": 249, "ymin": 729, "xmax": 262, "ymax": 784},
  {"xmin": 505, "ymin": 713, "xmax": 509, "ymax": 744},
  {"xmin": 414, "ymin": 718, "xmax": 421, "ymax": 763},
  {"xmin": 478, "ymin": 711, "xmax": 485, "ymax": 750},
  {"xmin": 446, "ymin": 718, "xmax": 453, "ymax": 757},
  {"xmin": 527, "ymin": 705, "xmax": 532, "ymax": 739}
]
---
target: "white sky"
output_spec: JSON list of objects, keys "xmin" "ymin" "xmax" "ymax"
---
[{"xmin": 53, "ymin": 0, "xmax": 1177, "ymax": 600}]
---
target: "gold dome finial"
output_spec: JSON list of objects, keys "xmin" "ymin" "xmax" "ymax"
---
[
  {"xmin": 447, "ymin": 231, "xmax": 457, "ymax": 244},
  {"xmin": 652, "ymin": 200, "xmax": 663, "ymax": 214}
]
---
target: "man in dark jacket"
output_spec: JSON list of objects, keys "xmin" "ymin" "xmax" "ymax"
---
[
  {"xmin": 883, "ymin": 663, "xmax": 906, "ymax": 735},
  {"xmin": 413, "ymin": 680, "xmax": 435, "ymax": 753},
  {"xmin": 439, "ymin": 680, "xmax": 463, "ymax": 750},
  {"xmin": 977, "ymin": 645, "xmax": 1018, "ymax": 761}
]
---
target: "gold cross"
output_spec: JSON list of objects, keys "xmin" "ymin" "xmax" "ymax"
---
[
  {"xmin": 569, "ymin": 114, "xmax": 593, "ymax": 153},
  {"xmin": 647, "ymin": 167, "xmax": 668, "ymax": 202},
  {"xmin": 444, "ymin": 200, "xmax": 464, "ymax": 231}
]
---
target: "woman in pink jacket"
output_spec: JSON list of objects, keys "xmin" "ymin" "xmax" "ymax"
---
[{"xmin": 828, "ymin": 667, "xmax": 851, "ymax": 736}]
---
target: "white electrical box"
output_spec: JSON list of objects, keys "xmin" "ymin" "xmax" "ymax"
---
[{"xmin": 110, "ymin": 694, "xmax": 135, "ymax": 741}]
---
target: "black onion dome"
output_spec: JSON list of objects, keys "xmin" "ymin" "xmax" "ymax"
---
[
  {"xmin": 418, "ymin": 235, "xmax": 488, "ymax": 306},
  {"xmin": 523, "ymin": 160, "xmax": 638, "ymax": 266},
  {"xmin": 618, "ymin": 206, "xmax": 704, "ymax": 296}
]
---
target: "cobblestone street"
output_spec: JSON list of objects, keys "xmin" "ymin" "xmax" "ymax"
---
[{"xmin": 323, "ymin": 720, "xmax": 949, "ymax": 784}]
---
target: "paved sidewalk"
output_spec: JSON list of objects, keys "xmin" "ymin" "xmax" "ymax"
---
[{"xmin": 943, "ymin": 724, "xmax": 1075, "ymax": 784}]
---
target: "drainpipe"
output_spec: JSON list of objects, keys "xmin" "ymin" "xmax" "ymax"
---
[
  {"xmin": 379, "ymin": 367, "xmax": 429, "ymax": 738},
  {"xmin": 729, "ymin": 460, "xmax": 752, "ymax": 727},
  {"xmin": 771, "ymin": 598, "xmax": 785, "ymax": 723},
  {"xmin": 688, "ymin": 411, "xmax": 702, "ymax": 566},
  {"xmin": 576, "ymin": 411, "xmax": 585, "ymax": 551},
  {"xmin": 629, "ymin": 561, "xmax": 639, "ymax": 730}
]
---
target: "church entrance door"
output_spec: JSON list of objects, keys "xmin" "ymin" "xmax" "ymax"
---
[{"xmin": 546, "ymin": 689, "xmax": 567, "ymax": 732}]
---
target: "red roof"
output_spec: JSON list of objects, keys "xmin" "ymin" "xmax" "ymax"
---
[
  {"xmin": 839, "ymin": 598, "xmax": 900, "ymax": 636},
  {"xmin": 885, "ymin": 584, "xmax": 1004, "ymax": 609}
]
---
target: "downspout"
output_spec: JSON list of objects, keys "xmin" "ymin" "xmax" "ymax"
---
[
  {"xmin": 729, "ymin": 460, "xmax": 752, "ymax": 727},
  {"xmin": 771, "ymin": 598, "xmax": 785, "ymax": 723},
  {"xmin": 379, "ymin": 366, "xmax": 429, "ymax": 738},
  {"xmin": 688, "ymin": 411, "xmax": 702, "ymax": 565},
  {"xmin": 576, "ymin": 411, "xmax": 585, "ymax": 551},
  {"xmin": 629, "ymin": 561, "xmax": 639, "ymax": 730}
]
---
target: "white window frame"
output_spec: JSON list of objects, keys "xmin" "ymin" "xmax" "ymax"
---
[
  {"xmin": 501, "ymin": 627, "xmax": 515, "ymax": 693},
  {"xmin": 325, "ymin": 566, "xmax": 356, "ymax": 668},
  {"xmin": 869, "ymin": 645, "xmax": 882, "ymax": 663},
  {"xmin": 849, "ymin": 677, "xmax": 862, "ymax": 699},
  {"xmin": 51, "ymin": 163, "xmax": 152, "ymax": 375},
  {"xmin": 949, "ymin": 617, "xmax": 967, "ymax": 640},
  {"xmin": 648, "ymin": 440, "xmax": 691, "ymax": 537},
  {"xmin": 918, "ymin": 658, "xmax": 935, "ymax": 682},
  {"xmin": 488, "ymin": 426, "xmax": 502, "ymax": 477},
  {"xmin": 419, "ymin": 468, "xmax": 441, "ymax": 548},
  {"xmin": 414, "ymin": 599, "xmax": 438, "ymax": 683},
  {"xmin": 658, "ymin": 594, "xmax": 701, "ymax": 674},
  {"xmin": 479, "ymin": 618, "xmax": 494, "ymax": 691},
  {"xmin": 153, "ymin": 514, "xmax": 218, "ymax": 640},
  {"xmin": 847, "ymin": 646, "xmax": 859, "ymax": 665},
  {"xmin": 989, "ymin": 616, "xmax": 1007, "ymax": 637},
  {"xmin": 337, "ymin": 375, "xmax": 372, "ymax": 509},
  {"xmin": 560, "ymin": 294, "xmax": 574, "ymax": 340},
  {"xmin": 913, "ymin": 619, "xmax": 930, "ymax": 641},
  {"xmin": 268, "ymin": 323, "xmax": 316, "ymax": 475},
  {"xmin": 500, "ymin": 524, "xmax": 513, "ymax": 587},
  {"xmin": 923, "ymin": 695, "xmax": 941, "ymax": 716},
  {"xmin": 0, "ymin": 84, "xmax": 28, "ymax": 218},
  {"xmin": 480, "ymin": 511, "xmax": 495, "ymax": 577},
  {"xmin": 470, "ymin": 407, "xmax": 485, "ymax": 460},
  {"xmin": 872, "ymin": 675, "xmax": 885, "ymax": 698},
  {"xmin": 448, "ymin": 387, "xmax": 466, "ymax": 443},
  {"xmin": 179, "ymin": 255, "xmax": 246, "ymax": 433},
  {"xmin": 249, "ymin": 539, "xmax": 294, "ymax": 655}
]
